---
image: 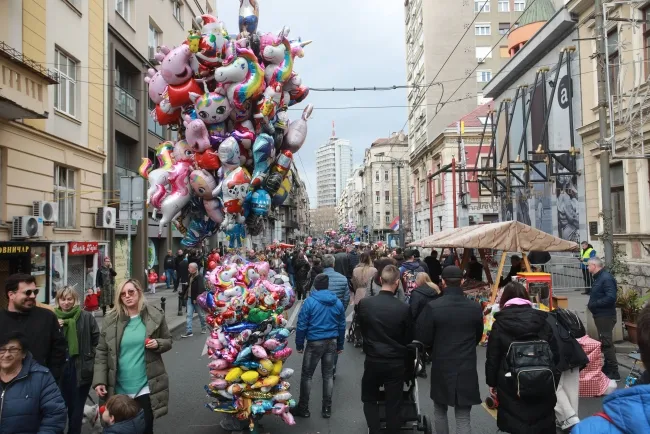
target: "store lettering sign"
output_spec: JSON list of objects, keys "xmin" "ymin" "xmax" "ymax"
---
[
  {"xmin": 0, "ymin": 245, "xmax": 30, "ymax": 255},
  {"xmin": 68, "ymin": 242, "xmax": 99, "ymax": 256}
]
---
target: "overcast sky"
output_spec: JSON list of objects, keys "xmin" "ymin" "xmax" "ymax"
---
[{"xmin": 216, "ymin": 0, "xmax": 408, "ymax": 207}]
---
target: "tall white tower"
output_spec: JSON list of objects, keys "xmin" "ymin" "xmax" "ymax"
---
[{"xmin": 316, "ymin": 122, "xmax": 353, "ymax": 208}]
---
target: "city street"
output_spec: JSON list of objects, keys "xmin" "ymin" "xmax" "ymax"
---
[{"xmin": 134, "ymin": 300, "xmax": 630, "ymax": 434}]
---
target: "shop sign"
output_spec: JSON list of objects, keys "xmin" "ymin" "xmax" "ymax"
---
[
  {"xmin": 68, "ymin": 242, "xmax": 99, "ymax": 256},
  {"xmin": 0, "ymin": 245, "xmax": 30, "ymax": 256}
]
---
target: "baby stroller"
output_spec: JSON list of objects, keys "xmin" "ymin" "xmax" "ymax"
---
[
  {"xmin": 371, "ymin": 341, "xmax": 433, "ymax": 433},
  {"xmin": 347, "ymin": 306, "xmax": 363, "ymax": 348}
]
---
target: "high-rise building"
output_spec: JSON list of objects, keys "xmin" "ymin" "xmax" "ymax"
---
[
  {"xmin": 404, "ymin": 0, "xmax": 523, "ymax": 156},
  {"xmin": 316, "ymin": 127, "xmax": 353, "ymax": 208}
]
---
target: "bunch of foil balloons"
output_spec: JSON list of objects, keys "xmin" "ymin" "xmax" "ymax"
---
[{"xmin": 140, "ymin": 0, "xmax": 313, "ymax": 248}]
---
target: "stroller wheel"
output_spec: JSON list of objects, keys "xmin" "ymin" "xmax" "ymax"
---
[
  {"xmin": 422, "ymin": 415, "xmax": 433, "ymax": 434},
  {"xmin": 485, "ymin": 396, "xmax": 497, "ymax": 410}
]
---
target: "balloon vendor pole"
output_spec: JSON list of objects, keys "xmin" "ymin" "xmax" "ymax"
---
[{"xmin": 126, "ymin": 177, "xmax": 132, "ymax": 279}]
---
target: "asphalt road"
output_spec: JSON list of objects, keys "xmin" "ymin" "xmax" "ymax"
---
[{"xmin": 85, "ymin": 299, "xmax": 631, "ymax": 434}]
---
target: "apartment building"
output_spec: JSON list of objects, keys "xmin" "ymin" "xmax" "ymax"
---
[
  {"xmin": 567, "ymin": 0, "xmax": 650, "ymax": 290},
  {"xmin": 0, "ymin": 0, "xmax": 106, "ymax": 305},
  {"xmin": 315, "ymin": 134, "xmax": 353, "ymax": 208},
  {"xmin": 404, "ymin": 0, "xmax": 523, "ymax": 157},
  {"xmin": 106, "ymin": 0, "xmax": 215, "ymax": 280}
]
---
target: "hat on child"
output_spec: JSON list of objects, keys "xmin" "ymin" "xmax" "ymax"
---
[{"xmin": 314, "ymin": 274, "xmax": 329, "ymax": 290}]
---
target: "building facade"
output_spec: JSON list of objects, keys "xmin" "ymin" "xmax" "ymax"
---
[
  {"xmin": 404, "ymin": 0, "xmax": 523, "ymax": 158},
  {"xmin": 567, "ymin": 0, "xmax": 650, "ymax": 290},
  {"xmin": 310, "ymin": 206, "xmax": 338, "ymax": 237},
  {"xmin": 0, "ymin": 0, "xmax": 106, "ymax": 305},
  {"xmin": 410, "ymin": 104, "xmax": 498, "ymax": 241},
  {"xmin": 359, "ymin": 133, "xmax": 411, "ymax": 243},
  {"xmin": 315, "ymin": 135, "xmax": 353, "ymax": 208},
  {"xmin": 105, "ymin": 0, "xmax": 215, "ymax": 281}
]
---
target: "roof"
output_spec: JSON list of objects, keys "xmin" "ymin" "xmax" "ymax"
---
[
  {"xmin": 447, "ymin": 102, "xmax": 493, "ymax": 129},
  {"xmin": 517, "ymin": 0, "xmax": 555, "ymax": 26},
  {"xmin": 408, "ymin": 220, "xmax": 579, "ymax": 252}
]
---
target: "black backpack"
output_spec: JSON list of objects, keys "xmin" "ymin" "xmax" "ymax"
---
[
  {"xmin": 505, "ymin": 339, "xmax": 556, "ymax": 400},
  {"xmin": 552, "ymin": 308, "xmax": 586, "ymax": 339}
]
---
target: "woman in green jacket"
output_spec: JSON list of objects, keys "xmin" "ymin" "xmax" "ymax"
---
[{"xmin": 92, "ymin": 279, "xmax": 172, "ymax": 434}]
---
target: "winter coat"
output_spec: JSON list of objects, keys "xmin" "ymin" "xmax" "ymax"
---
[
  {"xmin": 424, "ymin": 257, "xmax": 442, "ymax": 284},
  {"xmin": 103, "ymin": 409, "xmax": 146, "ymax": 434},
  {"xmin": 545, "ymin": 313, "xmax": 588, "ymax": 373},
  {"xmin": 366, "ymin": 278, "xmax": 406, "ymax": 302},
  {"xmin": 295, "ymin": 289, "xmax": 346, "ymax": 351},
  {"xmin": 588, "ymin": 269, "xmax": 617, "ymax": 318},
  {"xmin": 307, "ymin": 264, "xmax": 323, "ymax": 290},
  {"xmin": 409, "ymin": 284, "xmax": 441, "ymax": 321},
  {"xmin": 92, "ymin": 304, "xmax": 173, "ymax": 419},
  {"xmin": 74, "ymin": 310, "xmax": 100, "ymax": 385},
  {"xmin": 416, "ymin": 287, "xmax": 483, "ymax": 407},
  {"xmin": 317, "ymin": 267, "xmax": 350, "ymax": 307},
  {"xmin": 293, "ymin": 256, "xmax": 311, "ymax": 287},
  {"xmin": 351, "ymin": 265, "xmax": 377, "ymax": 304},
  {"xmin": 0, "ymin": 354, "xmax": 67, "ymax": 434},
  {"xmin": 485, "ymin": 305, "xmax": 560, "ymax": 434},
  {"xmin": 334, "ymin": 252, "xmax": 351, "ymax": 279},
  {"xmin": 571, "ymin": 385, "xmax": 650, "ymax": 434},
  {"xmin": 348, "ymin": 251, "xmax": 360, "ymax": 271},
  {"xmin": 163, "ymin": 255, "xmax": 175, "ymax": 270},
  {"xmin": 175, "ymin": 258, "xmax": 189, "ymax": 291},
  {"xmin": 185, "ymin": 272, "xmax": 205, "ymax": 302},
  {"xmin": 97, "ymin": 266, "xmax": 117, "ymax": 307}
]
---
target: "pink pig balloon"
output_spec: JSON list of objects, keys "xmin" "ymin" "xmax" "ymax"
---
[
  {"xmin": 184, "ymin": 115, "xmax": 211, "ymax": 152},
  {"xmin": 159, "ymin": 45, "xmax": 193, "ymax": 85}
]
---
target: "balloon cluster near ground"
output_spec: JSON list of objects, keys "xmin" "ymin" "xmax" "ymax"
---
[
  {"xmin": 140, "ymin": 0, "xmax": 313, "ymax": 248},
  {"xmin": 199, "ymin": 254, "xmax": 297, "ymax": 427}
]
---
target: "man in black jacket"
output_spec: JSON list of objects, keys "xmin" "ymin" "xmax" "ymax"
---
[
  {"xmin": 333, "ymin": 244, "xmax": 351, "ymax": 279},
  {"xmin": 0, "ymin": 273, "xmax": 67, "ymax": 382},
  {"xmin": 163, "ymin": 249, "xmax": 176, "ymax": 290},
  {"xmin": 416, "ymin": 266, "xmax": 483, "ymax": 434},
  {"xmin": 357, "ymin": 265, "xmax": 413, "ymax": 434},
  {"xmin": 424, "ymin": 250, "xmax": 442, "ymax": 284},
  {"xmin": 181, "ymin": 262, "xmax": 207, "ymax": 338}
]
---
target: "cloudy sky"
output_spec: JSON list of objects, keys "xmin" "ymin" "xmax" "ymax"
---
[{"xmin": 216, "ymin": 0, "xmax": 408, "ymax": 207}]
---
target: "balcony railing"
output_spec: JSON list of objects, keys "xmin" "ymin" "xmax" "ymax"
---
[{"xmin": 115, "ymin": 86, "xmax": 137, "ymax": 121}]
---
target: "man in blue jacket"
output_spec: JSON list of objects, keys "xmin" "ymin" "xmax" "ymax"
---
[
  {"xmin": 318, "ymin": 254, "xmax": 350, "ymax": 307},
  {"xmin": 572, "ymin": 303, "xmax": 650, "ymax": 434},
  {"xmin": 587, "ymin": 257, "xmax": 621, "ymax": 381},
  {"xmin": 293, "ymin": 274, "xmax": 346, "ymax": 419}
]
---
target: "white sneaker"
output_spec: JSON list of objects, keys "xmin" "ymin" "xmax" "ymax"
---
[{"xmin": 560, "ymin": 416, "xmax": 580, "ymax": 431}]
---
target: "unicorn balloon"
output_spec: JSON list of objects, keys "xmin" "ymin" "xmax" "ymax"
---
[
  {"xmin": 158, "ymin": 161, "xmax": 193, "ymax": 235},
  {"xmin": 214, "ymin": 42, "xmax": 266, "ymax": 111},
  {"xmin": 189, "ymin": 169, "xmax": 224, "ymax": 225},
  {"xmin": 139, "ymin": 142, "xmax": 175, "ymax": 212}
]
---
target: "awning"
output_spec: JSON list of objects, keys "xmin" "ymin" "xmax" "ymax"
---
[{"xmin": 408, "ymin": 221, "xmax": 579, "ymax": 252}]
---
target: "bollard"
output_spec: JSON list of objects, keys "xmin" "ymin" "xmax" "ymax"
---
[
  {"xmin": 160, "ymin": 297, "xmax": 166, "ymax": 313},
  {"xmin": 178, "ymin": 293, "xmax": 184, "ymax": 316}
]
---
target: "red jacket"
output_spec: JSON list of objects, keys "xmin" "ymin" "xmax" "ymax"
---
[
  {"xmin": 84, "ymin": 293, "xmax": 100, "ymax": 311},
  {"xmin": 148, "ymin": 272, "xmax": 158, "ymax": 284}
]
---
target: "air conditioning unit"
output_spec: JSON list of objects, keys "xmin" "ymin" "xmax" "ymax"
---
[
  {"xmin": 12, "ymin": 216, "xmax": 44, "ymax": 239},
  {"xmin": 33, "ymin": 201, "xmax": 58, "ymax": 223},
  {"xmin": 96, "ymin": 207, "xmax": 117, "ymax": 229}
]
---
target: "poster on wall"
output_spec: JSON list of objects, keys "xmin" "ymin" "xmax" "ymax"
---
[
  {"xmin": 516, "ymin": 189, "xmax": 532, "ymax": 226},
  {"xmin": 114, "ymin": 237, "xmax": 128, "ymax": 281},
  {"xmin": 147, "ymin": 239, "xmax": 156, "ymax": 270},
  {"xmin": 555, "ymin": 153, "xmax": 580, "ymax": 243}
]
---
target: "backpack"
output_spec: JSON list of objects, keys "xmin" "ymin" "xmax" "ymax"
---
[
  {"xmin": 505, "ymin": 339, "xmax": 556, "ymax": 400},
  {"xmin": 552, "ymin": 308, "xmax": 586, "ymax": 339}
]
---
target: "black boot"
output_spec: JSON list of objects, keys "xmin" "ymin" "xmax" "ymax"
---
[
  {"xmin": 291, "ymin": 406, "xmax": 310, "ymax": 418},
  {"xmin": 322, "ymin": 406, "xmax": 331, "ymax": 418}
]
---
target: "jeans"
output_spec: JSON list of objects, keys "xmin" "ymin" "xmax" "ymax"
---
[
  {"xmin": 362, "ymin": 360, "xmax": 405, "ymax": 434},
  {"xmin": 555, "ymin": 368, "xmax": 580, "ymax": 423},
  {"xmin": 433, "ymin": 401, "xmax": 472, "ymax": 434},
  {"xmin": 165, "ymin": 269, "xmax": 175, "ymax": 289},
  {"xmin": 186, "ymin": 298, "xmax": 207, "ymax": 333},
  {"xmin": 67, "ymin": 383, "xmax": 92, "ymax": 434},
  {"xmin": 135, "ymin": 393, "xmax": 154, "ymax": 434},
  {"xmin": 289, "ymin": 273, "xmax": 295, "ymax": 287},
  {"xmin": 594, "ymin": 315, "xmax": 619, "ymax": 373},
  {"xmin": 298, "ymin": 338, "xmax": 337, "ymax": 410}
]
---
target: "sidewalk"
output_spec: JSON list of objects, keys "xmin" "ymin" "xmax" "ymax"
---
[{"xmin": 94, "ymin": 283, "xmax": 189, "ymax": 333}]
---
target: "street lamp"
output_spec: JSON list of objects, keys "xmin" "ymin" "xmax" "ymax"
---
[{"xmin": 375, "ymin": 152, "xmax": 406, "ymax": 248}]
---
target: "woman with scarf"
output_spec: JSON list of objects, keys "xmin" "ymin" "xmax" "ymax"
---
[
  {"xmin": 97, "ymin": 256, "xmax": 117, "ymax": 316},
  {"xmin": 54, "ymin": 286, "xmax": 100, "ymax": 434}
]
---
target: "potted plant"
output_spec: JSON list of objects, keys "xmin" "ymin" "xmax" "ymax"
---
[{"xmin": 616, "ymin": 289, "xmax": 650, "ymax": 344}]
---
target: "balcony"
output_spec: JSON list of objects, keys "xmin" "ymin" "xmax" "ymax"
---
[
  {"xmin": 0, "ymin": 42, "xmax": 58, "ymax": 120},
  {"xmin": 115, "ymin": 86, "xmax": 137, "ymax": 121}
]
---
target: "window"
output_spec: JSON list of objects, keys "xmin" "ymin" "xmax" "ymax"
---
[
  {"xmin": 54, "ymin": 49, "xmax": 77, "ymax": 117},
  {"xmin": 116, "ymin": 0, "xmax": 131, "ymax": 22},
  {"xmin": 385, "ymin": 191, "xmax": 390, "ymax": 203},
  {"xmin": 54, "ymin": 166, "xmax": 76, "ymax": 229},
  {"xmin": 476, "ymin": 46, "xmax": 493, "ymax": 61},
  {"xmin": 375, "ymin": 171, "xmax": 379, "ymax": 181},
  {"xmin": 148, "ymin": 99, "xmax": 164, "ymax": 137},
  {"xmin": 498, "ymin": 0, "xmax": 509, "ymax": 12},
  {"xmin": 645, "ymin": 9, "xmax": 650, "ymax": 76},
  {"xmin": 499, "ymin": 23, "xmax": 510, "ymax": 35},
  {"xmin": 375, "ymin": 191, "xmax": 380, "ymax": 203},
  {"xmin": 477, "ymin": 70, "xmax": 492, "ymax": 82},
  {"xmin": 384, "ymin": 170, "xmax": 389, "ymax": 181},
  {"xmin": 514, "ymin": 0, "xmax": 525, "ymax": 11},
  {"xmin": 385, "ymin": 212, "xmax": 391, "ymax": 225},
  {"xmin": 608, "ymin": 31, "xmax": 620, "ymax": 97},
  {"xmin": 475, "ymin": 24, "xmax": 491, "ymax": 36},
  {"xmin": 475, "ymin": 0, "xmax": 490, "ymax": 13},
  {"xmin": 173, "ymin": 0, "xmax": 183, "ymax": 24},
  {"xmin": 610, "ymin": 163, "xmax": 626, "ymax": 233},
  {"xmin": 420, "ymin": 181, "xmax": 426, "ymax": 201},
  {"xmin": 148, "ymin": 23, "xmax": 161, "ymax": 56},
  {"xmin": 375, "ymin": 212, "xmax": 380, "ymax": 225}
]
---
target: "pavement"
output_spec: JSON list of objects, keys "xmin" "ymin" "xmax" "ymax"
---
[{"xmin": 82, "ymin": 290, "xmax": 634, "ymax": 434}]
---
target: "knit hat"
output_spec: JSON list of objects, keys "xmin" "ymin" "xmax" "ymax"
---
[
  {"xmin": 441, "ymin": 265, "xmax": 463, "ymax": 279},
  {"xmin": 314, "ymin": 274, "xmax": 329, "ymax": 290}
]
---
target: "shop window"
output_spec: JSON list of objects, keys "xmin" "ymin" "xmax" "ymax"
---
[
  {"xmin": 54, "ymin": 166, "xmax": 76, "ymax": 229},
  {"xmin": 31, "ymin": 246, "xmax": 48, "ymax": 303},
  {"xmin": 610, "ymin": 163, "xmax": 626, "ymax": 233}
]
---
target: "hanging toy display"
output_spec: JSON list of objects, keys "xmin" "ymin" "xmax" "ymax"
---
[{"xmin": 140, "ymin": 0, "xmax": 313, "ymax": 249}]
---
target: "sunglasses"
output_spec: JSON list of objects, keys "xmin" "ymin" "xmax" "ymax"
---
[
  {"xmin": 120, "ymin": 288, "xmax": 138, "ymax": 298},
  {"xmin": 22, "ymin": 289, "xmax": 39, "ymax": 297}
]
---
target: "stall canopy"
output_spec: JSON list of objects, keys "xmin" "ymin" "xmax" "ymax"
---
[{"xmin": 408, "ymin": 221, "xmax": 579, "ymax": 252}]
